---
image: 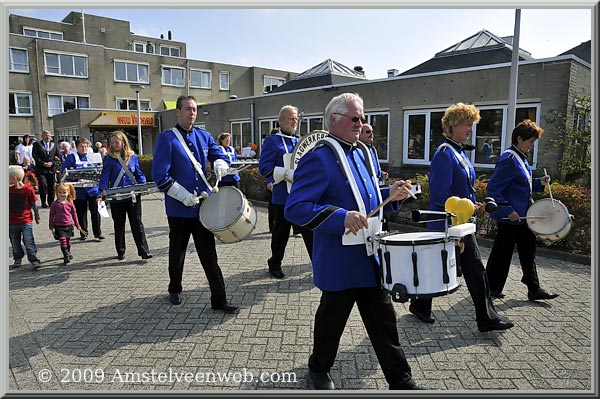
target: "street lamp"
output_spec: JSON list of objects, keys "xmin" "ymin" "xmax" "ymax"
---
[{"xmin": 130, "ymin": 84, "xmax": 145, "ymax": 155}]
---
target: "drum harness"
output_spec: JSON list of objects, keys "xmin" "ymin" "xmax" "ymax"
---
[{"xmin": 171, "ymin": 127, "xmax": 218, "ymax": 196}]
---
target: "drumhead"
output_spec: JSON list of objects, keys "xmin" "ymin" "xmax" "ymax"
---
[
  {"xmin": 378, "ymin": 232, "xmax": 447, "ymax": 246},
  {"xmin": 527, "ymin": 198, "xmax": 570, "ymax": 235},
  {"xmin": 200, "ymin": 186, "xmax": 244, "ymax": 230}
]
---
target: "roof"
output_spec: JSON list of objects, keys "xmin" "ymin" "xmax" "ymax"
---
[
  {"xmin": 400, "ymin": 30, "xmax": 534, "ymax": 76},
  {"xmin": 558, "ymin": 40, "xmax": 591, "ymax": 63},
  {"xmin": 271, "ymin": 59, "xmax": 367, "ymax": 93}
]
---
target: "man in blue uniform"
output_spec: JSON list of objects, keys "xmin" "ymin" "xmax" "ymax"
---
[
  {"xmin": 258, "ymin": 105, "xmax": 313, "ymax": 279},
  {"xmin": 285, "ymin": 92, "xmax": 423, "ymax": 390},
  {"xmin": 486, "ymin": 120, "xmax": 558, "ymax": 301},
  {"xmin": 152, "ymin": 95, "xmax": 238, "ymax": 313}
]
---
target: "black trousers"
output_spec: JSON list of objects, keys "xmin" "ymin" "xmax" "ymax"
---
[
  {"xmin": 410, "ymin": 234, "xmax": 499, "ymax": 324},
  {"xmin": 486, "ymin": 222, "xmax": 540, "ymax": 294},
  {"xmin": 167, "ymin": 216, "xmax": 227, "ymax": 307},
  {"xmin": 74, "ymin": 195, "xmax": 102, "ymax": 237},
  {"xmin": 109, "ymin": 196, "xmax": 150, "ymax": 257},
  {"xmin": 37, "ymin": 172, "xmax": 55, "ymax": 206},
  {"xmin": 309, "ymin": 287, "xmax": 413, "ymax": 388},
  {"xmin": 267, "ymin": 203, "xmax": 313, "ymax": 271}
]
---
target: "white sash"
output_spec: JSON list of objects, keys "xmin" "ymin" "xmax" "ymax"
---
[
  {"xmin": 506, "ymin": 149, "xmax": 532, "ymax": 193},
  {"xmin": 171, "ymin": 127, "xmax": 214, "ymax": 191}
]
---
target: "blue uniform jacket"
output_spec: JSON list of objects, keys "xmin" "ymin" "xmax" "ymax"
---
[
  {"xmin": 258, "ymin": 133, "xmax": 298, "ymax": 205},
  {"xmin": 428, "ymin": 137, "xmax": 477, "ymax": 232},
  {"xmin": 367, "ymin": 145, "xmax": 383, "ymax": 180},
  {"xmin": 98, "ymin": 154, "xmax": 146, "ymax": 202},
  {"xmin": 486, "ymin": 145, "xmax": 544, "ymax": 225},
  {"xmin": 284, "ymin": 137, "xmax": 398, "ymax": 292},
  {"xmin": 219, "ymin": 146, "xmax": 241, "ymax": 184},
  {"xmin": 152, "ymin": 124, "xmax": 230, "ymax": 218},
  {"xmin": 61, "ymin": 152, "xmax": 100, "ymax": 199}
]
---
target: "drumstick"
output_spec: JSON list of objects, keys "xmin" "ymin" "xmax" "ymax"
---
[
  {"xmin": 503, "ymin": 216, "xmax": 549, "ymax": 220},
  {"xmin": 544, "ymin": 168, "xmax": 555, "ymax": 208},
  {"xmin": 344, "ymin": 185, "xmax": 413, "ymax": 235}
]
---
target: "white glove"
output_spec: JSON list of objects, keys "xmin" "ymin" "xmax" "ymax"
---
[
  {"xmin": 213, "ymin": 159, "xmax": 230, "ymax": 180},
  {"xmin": 167, "ymin": 181, "xmax": 199, "ymax": 207}
]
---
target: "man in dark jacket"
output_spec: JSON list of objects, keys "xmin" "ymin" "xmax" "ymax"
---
[{"xmin": 32, "ymin": 130, "xmax": 59, "ymax": 208}]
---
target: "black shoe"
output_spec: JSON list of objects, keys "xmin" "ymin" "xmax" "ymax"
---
[
  {"xmin": 478, "ymin": 317, "xmax": 514, "ymax": 332},
  {"xmin": 79, "ymin": 235, "xmax": 87, "ymax": 241},
  {"xmin": 390, "ymin": 378, "xmax": 427, "ymax": 390},
  {"xmin": 12, "ymin": 259, "xmax": 22, "ymax": 268},
  {"xmin": 212, "ymin": 302, "xmax": 240, "ymax": 314},
  {"xmin": 41, "ymin": 203, "xmax": 48, "ymax": 208},
  {"xmin": 528, "ymin": 289, "xmax": 559, "ymax": 301},
  {"xmin": 117, "ymin": 254, "xmax": 125, "ymax": 260},
  {"xmin": 409, "ymin": 304, "xmax": 435, "ymax": 324},
  {"xmin": 490, "ymin": 290, "xmax": 506, "ymax": 299},
  {"xmin": 309, "ymin": 370, "xmax": 335, "ymax": 390},
  {"xmin": 169, "ymin": 293, "xmax": 181, "ymax": 305},
  {"xmin": 96, "ymin": 235, "xmax": 105, "ymax": 240},
  {"xmin": 141, "ymin": 254, "xmax": 153, "ymax": 260},
  {"xmin": 269, "ymin": 269, "xmax": 285, "ymax": 279}
]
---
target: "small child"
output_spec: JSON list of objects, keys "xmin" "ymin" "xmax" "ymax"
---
[
  {"xmin": 49, "ymin": 183, "xmax": 84, "ymax": 264},
  {"xmin": 21, "ymin": 160, "xmax": 40, "ymax": 223},
  {"xmin": 9, "ymin": 165, "xmax": 42, "ymax": 269}
]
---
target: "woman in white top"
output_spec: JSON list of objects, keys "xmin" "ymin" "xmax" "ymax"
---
[{"xmin": 15, "ymin": 134, "xmax": 35, "ymax": 166}]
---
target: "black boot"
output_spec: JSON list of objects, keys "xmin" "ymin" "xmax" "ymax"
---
[
  {"xmin": 61, "ymin": 247, "xmax": 70, "ymax": 264},
  {"xmin": 67, "ymin": 245, "xmax": 73, "ymax": 259}
]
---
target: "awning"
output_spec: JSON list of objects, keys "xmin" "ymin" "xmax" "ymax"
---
[
  {"xmin": 163, "ymin": 100, "xmax": 177, "ymax": 110},
  {"xmin": 90, "ymin": 111, "xmax": 155, "ymax": 127}
]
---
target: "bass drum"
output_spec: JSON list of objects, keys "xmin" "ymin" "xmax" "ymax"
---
[
  {"xmin": 199, "ymin": 186, "xmax": 257, "ymax": 243},
  {"xmin": 526, "ymin": 198, "xmax": 572, "ymax": 244}
]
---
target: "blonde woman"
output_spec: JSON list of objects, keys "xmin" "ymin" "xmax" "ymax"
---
[{"xmin": 97, "ymin": 131, "xmax": 152, "ymax": 261}]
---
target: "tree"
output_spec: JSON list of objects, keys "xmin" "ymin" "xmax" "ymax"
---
[{"xmin": 543, "ymin": 94, "xmax": 591, "ymax": 187}]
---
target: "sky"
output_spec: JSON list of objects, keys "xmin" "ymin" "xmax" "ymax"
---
[{"xmin": 8, "ymin": 7, "xmax": 593, "ymax": 79}]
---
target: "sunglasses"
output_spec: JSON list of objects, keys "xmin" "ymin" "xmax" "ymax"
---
[{"xmin": 334, "ymin": 113, "xmax": 367, "ymax": 124}]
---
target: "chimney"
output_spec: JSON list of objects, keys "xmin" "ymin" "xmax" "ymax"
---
[
  {"xmin": 353, "ymin": 66, "xmax": 364, "ymax": 76},
  {"xmin": 387, "ymin": 69, "xmax": 399, "ymax": 78},
  {"xmin": 168, "ymin": 30, "xmax": 172, "ymax": 40},
  {"xmin": 160, "ymin": 33, "xmax": 164, "ymax": 39}
]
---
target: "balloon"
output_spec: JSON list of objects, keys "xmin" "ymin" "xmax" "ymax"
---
[{"xmin": 456, "ymin": 198, "xmax": 475, "ymax": 224}]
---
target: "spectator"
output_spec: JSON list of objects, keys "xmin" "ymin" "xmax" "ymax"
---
[
  {"xmin": 15, "ymin": 134, "xmax": 35, "ymax": 166},
  {"xmin": 32, "ymin": 130, "xmax": 59, "ymax": 208}
]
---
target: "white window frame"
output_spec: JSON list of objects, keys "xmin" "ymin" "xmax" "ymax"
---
[
  {"xmin": 132, "ymin": 41, "xmax": 146, "ymax": 53},
  {"xmin": 161, "ymin": 65, "xmax": 185, "ymax": 87},
  {"xmin": 365, "ymin": 111, "xmax": 391, "ymax": 163},
  {"xmin": 402, "ymin": 103, "xmax": 541, "ymax": 168},
  {"xmin": 219, "ymin": 71, "xmax": 230, "ymax": 91},
  {"xmin": 9, "ymin": 91, "xmax": 33, "ymax": 116},
  {"xmin": 47, "ymin": 93, "xmax": 90, "ymax": 117},
  {"xmin": 44, "ymin": 50, "xmax": 88, "ymax": 78},
  {"xmin": 23, "ymin": 26, "xmax": 63, "ymax": 40},
  {"xmin": 190, "ymin": 69, "xmax": 212, "ymax": 89},
  {"xmin": 230, "ymin": 119, "xmax": 253, "ymax": 149},
  {"xmin": 9, "ymin": 47, "xmax": 29, "ymax": 73},
  {"xmin": 116, "ymin": 98, "xmax": 152, "ymax": 111},
  {"xmin": 263, "ymin": 76, "xmax": 286, "ymax": 93},
  {"xmin": 160, "ymin": 45, "xmax": 181, "ymax": 57},
  {"xmin": 114, "ymin": 59, "xmax": 150, "ymax": 84}
]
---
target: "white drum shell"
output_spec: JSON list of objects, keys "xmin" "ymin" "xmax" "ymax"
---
[
  {"xmin": 526, "ymin": 198, "xmax": 572, "ymax": 243},
  {"xmin": 377, "ymin": 232, "xmax": 459, "ymax": 297},
  {"xmin": 199, "ymin": 187, "xmax": 257, "ymax": 243}
]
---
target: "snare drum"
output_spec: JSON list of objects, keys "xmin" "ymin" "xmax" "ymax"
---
[
  {"xmin": 526, "ymin": 198, "xmax": 572, "ymax": 243},
  {"xmin": 376, "ymin": 232, "xmax": 460, "ymax": 303},
  {"xmin": 199, "ymin": 186, "xmax": 257, "ymax": 243}
]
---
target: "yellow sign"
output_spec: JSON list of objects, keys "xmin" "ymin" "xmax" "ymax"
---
[{"xmin": 90, "ymin": 111, "xmax": 155, "ymax": 127}]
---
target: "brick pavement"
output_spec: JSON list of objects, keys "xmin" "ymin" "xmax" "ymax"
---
[{"xmin": 7, "ymin": 196, "xmax": 592, "ymax": 392}]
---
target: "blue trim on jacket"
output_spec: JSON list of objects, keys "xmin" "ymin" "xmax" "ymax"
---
[{"xmin": 258, "ymin": 133, "xmax": 298, "ymax": 205}]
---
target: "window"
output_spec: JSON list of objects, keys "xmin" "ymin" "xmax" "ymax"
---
[
  {"xmin": 9, "ymin": 48, "xmax": 29, "ymax": 72},
  {"xmin": 114, "ymin": 60, "xmax": 149, "ymax": 83},
  {"xmin": 23, "ymin": 27, "xmax": 63, "ymax": 40},
  {"xmin": 263, "ymin": 76, "xmax": 286, "ymax": 93},
  {"xmin": 133, "ymin": 41, "xmax": 154, "ymax": 54},
  {"xmin": 297, "ymin": 116, "xmax": 324, "ymax": 136},
  {"xmin": 162, "ymin": 66, "xmax": 185, "ymax": 86},
  {"xmin": 403, "ymin": 104, "xmax": 540, "ymax": 167},
  {"xmin": 366, "ymin": 113, "xmax": 390, "ymax": 162},
  {"xmin": 47, "ymin": 94, "xmax": 90, "ymax": 116},
  {"xmin": 190, "ymin": 69, "xmax": 211, "ymax": 89},
  {"xmin": 117, "ymin": 98, "xmax": 152, "ymax": 111},
  {"xmin": 160, "ymin": 45, "xmax": 180, "ymax": 57},
  {"xmin": 231, "ymin": 120, "xmax": 252, "ymax": 151},
  {"xmin": 9, "ymin": 92, "xmax": 33, "ymax": 116},
  {"xmin": 44, "ymin": 52, "xmax": 88, "ymax": 78},
  {"xmin": 219, "ymin": 72, "xmax": 230, "ymax": 90}
]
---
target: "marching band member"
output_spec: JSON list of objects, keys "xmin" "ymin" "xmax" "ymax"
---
[
  {"xmin": 285, "ymin": 92, "xmax": 423, "ymax": 390},
  {"xmin": 97, "ymin": 130, "xmax": 152, "ymax": 261},
  {"xmin": 152, "ymin": 95, "xmax": 238, "ymax": 313},
  {"xmin": 359, "ymin": 123, "xmax": 388, "ymax": 184},
  {"xmin": 486, "ymin": 120, "xmax": 558, "ymax": 301},
  {"xmin": 216, "ymin": 132, "xmax": 240, "ymax": 188},
  {"xmin": 61, "ymin": 138, "xmax": 104, "ymax": 241},
  {"xmin": 409, "ymin": 102, "xmax": 513, "ymax": 332},
  {"xmin": 258, "ymin": 105, "xmax": 313, "ymax": 279}
]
